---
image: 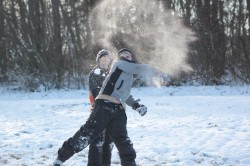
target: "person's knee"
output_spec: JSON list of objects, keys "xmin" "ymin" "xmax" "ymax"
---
[{"xmin": 70, "ymin": 136, "xmax": 89, "ymax": 153}]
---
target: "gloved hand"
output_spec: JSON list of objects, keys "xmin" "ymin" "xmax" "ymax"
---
[{"xmin": 132, "ymin": 102, "xmax": 147, "ymax": 116}]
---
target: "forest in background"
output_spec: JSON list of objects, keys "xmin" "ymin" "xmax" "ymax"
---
[{"xmin": 0, "ymin": 0, "xmax": 250, "ymax": 91}]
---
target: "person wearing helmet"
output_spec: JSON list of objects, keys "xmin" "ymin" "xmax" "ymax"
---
[
  {"xmin": 53, "ymin": 48, "xmax": 161, "ymax": 166},
  {"xmin": 88, "ymin": 49, "xmax": 113, "ymax": 166},
  {"xmin": 89, "ymin": 49, "xmax": 111, "ymax": 108}
]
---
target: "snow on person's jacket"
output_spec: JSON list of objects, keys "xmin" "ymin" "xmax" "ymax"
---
[
  {"xmin": 89, "ymin": 65, "xmax": 109, "ymax": 98},
  {"xmin": 99, "ymin": 58, "xmax": 159, "ymax": 107}
]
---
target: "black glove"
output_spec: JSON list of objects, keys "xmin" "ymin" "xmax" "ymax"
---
[
  {"xmin": 132, "ymin": 102, "xmax": 140, "ymax": 110},
  {"xmin": 132, "ymin": 102, "xmax": 147, "ymax": 116}
]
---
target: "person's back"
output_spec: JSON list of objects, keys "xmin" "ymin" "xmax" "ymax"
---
[{"xmin": 98, "ymin": 49, "xmax": 159, "ymax": 106}]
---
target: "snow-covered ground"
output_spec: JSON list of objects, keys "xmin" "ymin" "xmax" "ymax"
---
[{"xmin": 0, "ymin": 86, "xmax": 250, "ymax": 166}]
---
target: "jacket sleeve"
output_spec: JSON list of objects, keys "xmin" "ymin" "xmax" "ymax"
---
[
  {"xmin": 125, "ymin": 95, "xmax": 137, "ymax": 107},
  {"xmin": 117, "ymin": 60, "xmax": 160, "ymax": 77},
  {"xmin": 88, "ymin": 72, "xmax": 99, "ymax": 98}
]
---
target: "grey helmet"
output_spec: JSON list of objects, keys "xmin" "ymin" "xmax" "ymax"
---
[{"xmin": 96, "ymin": 49, "xmax": 110, "ymax": 61}]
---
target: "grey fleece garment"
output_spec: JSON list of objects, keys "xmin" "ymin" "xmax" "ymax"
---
[{"xmin": 99, "ymin": 59, "xmax": 158, "ymax": 107}]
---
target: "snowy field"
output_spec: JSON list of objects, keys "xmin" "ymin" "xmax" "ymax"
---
[{"xmin": 0, "ymin": 86, "xmax": 250, "ymax": 166}]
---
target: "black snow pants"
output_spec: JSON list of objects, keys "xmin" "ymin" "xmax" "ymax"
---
[
  {"xmin": 88, "ymin": 129, "xmax": 113, "ymax": 166},
  {"xmin": 57, "ymin": 99, "xmax": 136, "ymax": 166}
]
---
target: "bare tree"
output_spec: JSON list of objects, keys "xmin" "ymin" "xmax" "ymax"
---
[
  {"xmin": 1, "ymin": 0, "xmax": 250, "ymax": 89},
  {"xmin": 0, "ymin": 0, "xmax": 6, "ymax": 81},
  {"xmin": 51, "ymin": 0, "xmax": 63, "ymax": 89}
]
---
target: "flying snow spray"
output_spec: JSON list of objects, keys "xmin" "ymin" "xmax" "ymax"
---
[{"xmin": 89, "ymin": 0, "xmax": 196, "ymax": 85}]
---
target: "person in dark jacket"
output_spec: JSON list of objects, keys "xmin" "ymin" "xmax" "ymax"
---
[
  {"xmin": 53, "ymin": 48, "xmax": 160, "ymax": 166},
  {"xmin": 88, "ymin": 49, "xmax": 114, "ymax": 166},
  {"xmin": 89, "ymin": 49, "xmax": 111, "ymax": 101}
]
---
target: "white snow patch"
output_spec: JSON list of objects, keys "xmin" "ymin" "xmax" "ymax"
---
[{"xmin": 0, "ymin": 86, "xmax": 250, "ymax": 165}]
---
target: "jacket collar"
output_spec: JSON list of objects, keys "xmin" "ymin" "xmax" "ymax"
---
[{"xmin": 118, "ymin": 57, "xmax": 136, "ymax": 63}]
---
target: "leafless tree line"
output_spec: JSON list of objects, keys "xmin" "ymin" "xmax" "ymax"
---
[
  {"xmin": 0, "ymin": 0, "xmax": 249, "ymax": 90},
  {"xmin": 0, "ymin": 0, "xmax": 101, "ymax": 90},
  {"xmin": 164, "ymin": 0, "xmax": 250, "ymax": 84}
]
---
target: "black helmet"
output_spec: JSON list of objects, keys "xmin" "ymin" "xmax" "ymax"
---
[{"xmin": 117, "ymin": 48, "xmax": 132, "ymax": 57}]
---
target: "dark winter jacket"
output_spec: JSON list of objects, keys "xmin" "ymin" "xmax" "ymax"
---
[
  {"xmin": 88, "ymin": 65, "xmax": 109, "ymax": 98},
  {"xmin": 98, "ymin": 58, "xmax": 158, "ymax": 107}
]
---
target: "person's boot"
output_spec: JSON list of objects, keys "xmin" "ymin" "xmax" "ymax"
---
[{"xmin": 53, "ymin": 157, "xmax": 63, "ymax": 166}]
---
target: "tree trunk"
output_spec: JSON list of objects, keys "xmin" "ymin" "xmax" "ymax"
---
[
  {"xmin": 51, "ymin": 0, "xmax": 63, "ymax": 89},
  {"xmin": 185, "ymin": 0, "xmax": 191, "ymax": 25},
  {"xmin": 0, "ymin": 0, "xmax": 6, "ymax": 81},
  {"xmin": 247, "ymin": 0, "xmax": 250, "ymax": 36}
]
